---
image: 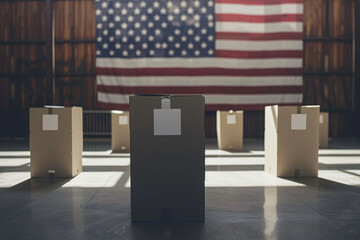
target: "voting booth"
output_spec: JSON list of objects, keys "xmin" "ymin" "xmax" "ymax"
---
[
  {"xmin": 30, "ymin": 106, "xmax": 83, "ymax": 178},
  {"xmin": 111, "ymin": 111, "xmax": 130, "ymax": 153},
  {"xmin": 265, "ymin": 105, "xmax": 320, "ymax": 177},
  {"xmin": 130, "ymin": 95, "xmax": 205, "ymax": 222},
  {"xmin": 216, "ymin": 110, "xmax": 244, "ymax": 151}
]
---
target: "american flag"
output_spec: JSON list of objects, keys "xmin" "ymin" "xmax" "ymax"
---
[{"xmin": 96, "ymin": 0, "xmax": 303, "ymax": 110}]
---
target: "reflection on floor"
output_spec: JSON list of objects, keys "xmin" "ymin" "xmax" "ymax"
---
[{"xmin": 1, "ymin": 138, "xmax": 360, "ymax": 239}]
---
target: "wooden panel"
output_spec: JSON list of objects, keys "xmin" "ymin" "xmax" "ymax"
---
[
  {"xmin": 55, "ymin": 76, "xmax": 70, "ymax": 105},
  {"xmin": 55, "ymin": 44, "xmax": 74, "ymax": 73},
  {"xmin": 56, "ymin": 76, "xmax": 96, "ymax": 109},
  {"xmin": 1, "ymin": 77, "xmax": 46, "ymax": 110},
  {"xmin": 304, "ymin": 42, "xmax": 352, "ymax": 73},
  {"xmin": 54, "ymin": 0, "xmax": 96, "ymax": 109},
  {"xmin": 29, "ymin": 77, "xmax": 47, "ymax": 107},
  {"xmin": 304, "ymin": 42, "xmax": 323, "ymax": 72},
  {"xmin": 12, "ymin": 45, "xmax": 46, "ymax": 74},
  {"xmin": 18, "ymin": 78, "xmax": 45, "ymax": 109},
  {"xmin": 328, "ymin": 42, "xmax": 353, "ymax": 72},
  {"xmin": 83, "ymin": 77, "xmax": 97, "ymax": 109},
  {"xmin": 55, "ymin": 42, "xmax": 97, "ymax": 108},
  {"xmin": 329, "ymin": 0, "xmax": 354, "ymax": 38},
  {"xmin": 303, "ymin": 76, "xmax": 352, "ymax": 108},
  {"xmin": 303, "ymin": 0, "xmax": 325, "ymax": 38},
  {"xmin": 74, "ymin": 0, "xmax": 96, "ymax": 40},
  {"xmin": 12, "ymin": 1, "xmax": 46, "ymax": 41},
  {"xmin": 303, "ymin": 0, "xmax": 354, "ymax": 138},
  {"xmin": 60, "ymin": 83, "xmax": 82, "ymax": 107},
  {"xmin": 55, "ymin": 0, "xmax": 96, "ymax": 40},
  {"xmin": 0, "ymin": 2, "xmax": 11, "ymax": 41},
  {"xmin": 55, "ymin": 0, "xmax": 75, "ymax": 40},
  {"xmin": 0, "ymin": 46, "xmax": 11, "ymax": 74},
  {"xmin": 56, "ymin": 78, "xmax": 79, "ymax": 107},
  {"xmin": 303, "ymin": 76, "xmax": 352, "ymax": 137},
  {"xmin": 74, "ymin": 43, "xmax": 96, "ymax": 73}
]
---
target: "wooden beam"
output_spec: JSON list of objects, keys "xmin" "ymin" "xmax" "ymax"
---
[
  {"xmin": 45, "ymin": 0, "xmax": 55, "ymax": 105},
  {"xmin": 354, "ymin": 0, "xmax": 360, "ymax": 137}
]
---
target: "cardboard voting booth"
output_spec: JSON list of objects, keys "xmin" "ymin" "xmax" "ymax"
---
[
  {"xmin": 216, "ymin": 110, "xmax": 243, "ymax": 151},
  {"xmin": 130, "ymin": 95, "xmax": 205, "ymax": 222},
  {"xmin": 319, "ymin": 112, "xmax": 329, "ymax": 148},
  {"xmin": 30, "ymin": 106, "xmax": 83, "ymax": 178},
  {"xmin": 111, "ymin": 111, "xmax": 130, "ymax": 153},
  {"xmin": 265, "ymin": 105, "xmax": 320, "ymax": 177}
]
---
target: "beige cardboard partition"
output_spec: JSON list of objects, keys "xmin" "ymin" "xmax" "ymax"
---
[
  {"xmin": 319, "ymin": 112, "xmax": 329, "ymax": 148},
  {"xmin": 130, "ymin": 95, "xmax": 205, "ymax": 222},
  {"xmin": 111, "ymin": 111, "xmax": 130, "ymax": 153},
  {"xmin": 30, "ymin": 107, "xmax": 83, "ymax": 178},
  {"xmin": 265, "ymin": 105, "xmax": 320, "ymax": 177},
  {"xmin": 216, "ymin": 110, "xmax": 243, "ymax": 151}
]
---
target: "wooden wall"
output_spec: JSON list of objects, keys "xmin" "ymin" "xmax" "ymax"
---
[
  {"xmin": 0, "ymin": 0, "xmax": 357, "ymax": 138},
  {"xmin": 303, "ymin": 0, "xmax": 355, "ymax": 137}
]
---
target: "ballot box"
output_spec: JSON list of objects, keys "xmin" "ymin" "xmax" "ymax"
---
[{"xmin": 130, "ymin": 95, "xmax": 205, "ymax": 222}]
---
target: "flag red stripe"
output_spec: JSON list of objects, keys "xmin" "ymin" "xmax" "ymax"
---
[
  {"xmin": 205, "ymin": 103, "xmax": 300, "ymax": 111},
  {"xmin": 216, "ymin": 14, "xmax": 303, "ymax": 23},
  {"xmin": 216, "ymin": 50, "xmax": 302, "ymax": 58},
  {"xmin": 96, "ymin": 67, "xmax": 302, "ymax": 77},
  {"xmin": 216, "ymin": 0, "xmax": 303, "ymax": 5},
  {"xmin": 216, "ymin": 32, "xmax": 303, "ymax": 40},
  {"xmin": 97, "ymin": 85, "xmax": 303, "ymax": 94},
  {"xmin": 98, "ymin": 102, "xmax": 301, "ymax": 111}
]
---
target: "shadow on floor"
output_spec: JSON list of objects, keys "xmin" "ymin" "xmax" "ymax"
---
[{"xmin": 283, "ymin": 177, "xmax": 360, "ymax": 193}]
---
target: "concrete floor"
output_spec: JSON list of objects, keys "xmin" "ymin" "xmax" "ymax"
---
[{"xmin": 1, "ymin": 138, "xmax": 360, "ymax": 240}]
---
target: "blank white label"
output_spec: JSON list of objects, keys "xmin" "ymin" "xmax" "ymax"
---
[
  {"xmin": 119, "ymin": 116, "xmax": 128, "ymax": 125},
  {"xmin": 319, "ymin": 115, "xmax": 324, "ymax": 124},
  {"xmin": 291, "ymin": 114, "xmax": 307, "ymax": 130},
  {"xmin": 227, "ymin": 115, "xmax": 236, "ymax": 125},
  {"xmin": 42, "ymin": 114, "xmax": 58, "ymax": 131},
  {"xmin": 154, "ymin": 109, "xmax": 181, "ymax": 136}
]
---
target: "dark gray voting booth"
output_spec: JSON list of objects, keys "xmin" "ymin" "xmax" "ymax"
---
[{"xmin": 130, "ymin": 95, "xmax": 205, "ymax": 222}]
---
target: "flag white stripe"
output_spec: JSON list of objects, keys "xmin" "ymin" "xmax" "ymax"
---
[
  {"xmin": 96, "ymin": 58, "xmax": 302, "ymax": 69},
  {"xmin": 98, "ymin": 92, "xmax": 302, "ymax": 104},
  {"xmin": 97, "ymin": 76, "xmax": 303, "ymax": 87},
  {"xmin": 216, "ymin": 40, "xmax": 303, "ymax": 51},
  {"xmin": 216, "ymin": 22, "xmax": 302, "ymax": 33},
  {"xmin": 215, "ymin": 3, "xmax": 304, "ymax": 15}
]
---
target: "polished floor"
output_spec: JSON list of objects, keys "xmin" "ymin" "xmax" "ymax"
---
[{"xmin": 1, "ymin": 138, "xmax": 360, "ymax": 240}]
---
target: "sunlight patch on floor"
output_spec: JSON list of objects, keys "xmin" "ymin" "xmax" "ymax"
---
[
  {"xmin": 62, "ymin": 172, "xmax": 124, "ymax": 188},
  {"xmin": 0, "ymin": 172, "xmax": 30, "ymax": 188},
  {"xmin": 319, "ymin": 170, "xmax": 360, "ymax": 186}
]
